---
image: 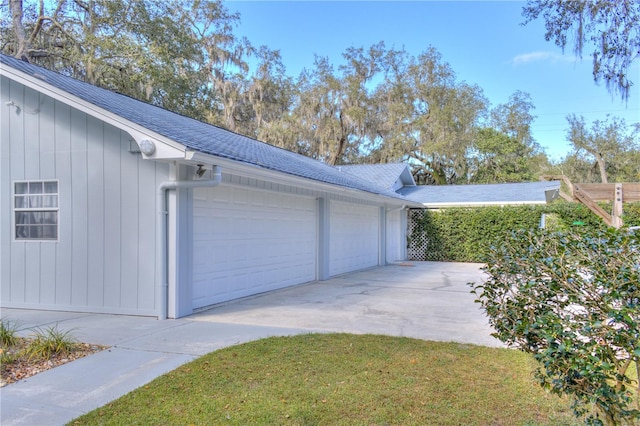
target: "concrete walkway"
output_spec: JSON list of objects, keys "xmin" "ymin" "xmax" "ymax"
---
[{"xmin": 1, "ymin": 261, "xmax": 501, "ymax": 425}]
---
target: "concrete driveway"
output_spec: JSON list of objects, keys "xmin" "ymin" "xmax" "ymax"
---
[
  {"xmin": 1, "ymin": 261, "xmax": 501, "ymax": 425},
  {"xmin": 191, "ymin": 261, "xmax": 500, "ymax": 347}
]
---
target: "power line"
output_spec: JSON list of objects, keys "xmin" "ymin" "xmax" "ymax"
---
[{"xmin": 535, "ymin": 108, "xmax": 640, "ymax": 116}]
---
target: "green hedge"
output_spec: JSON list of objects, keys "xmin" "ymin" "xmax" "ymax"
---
[{"xmin": 408, "ymin": 202, "xmax": 640, "ymax": 263}]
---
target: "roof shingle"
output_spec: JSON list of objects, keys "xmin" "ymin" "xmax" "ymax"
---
[
  {"xmin": 1, "ymin": 54, "xmax": 407, "ymax": 201},
  {"xmin": 398, "ymin": 181, "xmax": 561, "ymax": 207},
  {"xmin": 339, "ymin": 163, "xmax": 415, "ymax": 191}
]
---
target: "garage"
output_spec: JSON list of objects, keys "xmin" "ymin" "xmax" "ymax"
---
[
  {"xmin": 191, "ymin": 185, "xmax": 317, "ymax": 309},
  {"xmin": 2, "ymin": 55, "xmax": 419, "ymax": 319},
  {"xmin": 329, "ymin": 201, "xmax": 380, "ymax": 276}
]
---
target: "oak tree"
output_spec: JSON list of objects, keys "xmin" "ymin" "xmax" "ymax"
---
[
  {"xmin": 561, "ymin": 114, "xmax": 640, "ymax": 183},
  {"xmin": 523, "ymin": 0, "xmax": 640, "ymax": 102}
]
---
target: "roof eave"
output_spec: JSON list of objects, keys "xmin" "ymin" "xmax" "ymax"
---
[
  {"xmin": 417, "ymin": 200, "xmax": 548, "ymax": 208},
  {"xmin": 1, "ymin": 64, "xmax": 188, "ymax": 160},
  {"xmin": 188, "ymin": 151, "xmax": 420, "ymax": 207}
]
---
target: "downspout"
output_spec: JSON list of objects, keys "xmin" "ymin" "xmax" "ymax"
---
[
  {"xmin": 386, "ymin": 204, "xmax": 407, "ymax": 213},
  {"xmin": 156, "ymin": 165, "xmax": 222, "ymax": 319}
]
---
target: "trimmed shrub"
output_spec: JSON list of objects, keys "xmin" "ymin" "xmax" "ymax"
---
[{"xmin": 408, "ymin": 201, "xmax": 640, "ymax": 262}]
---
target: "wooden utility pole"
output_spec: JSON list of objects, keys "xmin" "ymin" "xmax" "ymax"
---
[{"xmin": 612, "ymin": 183, "xmax": 623, "ymax": 228}]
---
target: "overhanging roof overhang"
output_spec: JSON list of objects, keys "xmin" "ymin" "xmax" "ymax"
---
[{"xmin": 2, "ymin": 56, "xmax": 417, "ymax": 208}]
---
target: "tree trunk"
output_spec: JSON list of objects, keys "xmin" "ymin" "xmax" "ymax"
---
[
  {"xmin": 328, "ymin": 134, "xmax": 346, "ymax": 166},
  {"xmin": 328, "ymin": 112, "xmax": 347, "ymax": 165},
  {"xmin": 595, "ymin": 152, "xmax": 608, "ymax": 183},
  {"xmin": 9, "ymin": 0, "xmax": 29, "ymax": 61}
]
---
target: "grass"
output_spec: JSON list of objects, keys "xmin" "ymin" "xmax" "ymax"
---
[
  {"xmin": 0, "ymin": 320, "xmax": 22, "ymax": 365},
  {"xmin": 626, "ymin": 362, "xmax": 640, "ymax": 413},
  {"xmin": 70, "ymin": 334, "xmax": 581, "ymax": 425},
  {"xmin": 24, "ymin": 325, "xmax": 78, "ymax": 360},
  {"xmin": 0, "ymin": 319, "xmax": 20, "ymax": 347}
]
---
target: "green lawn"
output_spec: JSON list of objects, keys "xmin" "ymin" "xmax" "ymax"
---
[{"xmin": 70, "ymin": 334, "xmax": 580, "ymax": 425}]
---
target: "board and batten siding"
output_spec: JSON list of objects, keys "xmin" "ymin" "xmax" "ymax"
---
[
  {"xmin": 385, "ymin": 209, "xmax": 406, "ymax": 263},
  {"xmin": 1, "ymin": 77, "xmax": 167, "ymax": 316}
]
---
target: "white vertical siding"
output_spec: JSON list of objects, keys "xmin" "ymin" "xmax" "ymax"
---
[
  {"xmin": 6, "ymin": 79, "xmax": 26, "ymax": 303},
  {"xmin": 385, "ymin": 209, "xmax": 404, "ymax": 263},
  {"xmin": 69, "ymin": 106, "xmax": 87, "ymax": 306},
  {"xmin": 0, "ymin": 77, "xmax": 167, "ymax": 315},
  {"xmin": 0, "ymin": 76, "xmax": 11, "ymax": 304},
  {"xmin": 53, "ymin": 100, "xmax": 72, "ymax": 306},
  {"xmin": 103, "ymin": 120, "xmax": 122, "ymax": 308},
  {"xmin": 85, "ymin": 113, "xmax": 105, "ymax": 308}
]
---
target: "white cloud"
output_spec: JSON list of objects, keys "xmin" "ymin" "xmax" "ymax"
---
[{"xmin": 511, "ymin": 51, "xmax": 576, "ymax": 66}]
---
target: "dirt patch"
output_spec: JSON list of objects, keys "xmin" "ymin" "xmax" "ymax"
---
[{"xmin": 1, "ymin": 338, "xmax": 106, "ymax": 387}]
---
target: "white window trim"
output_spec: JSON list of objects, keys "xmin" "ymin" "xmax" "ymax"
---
[{"xmin": 13, "ymin": 179, "xmax": 60, "ymax": 242}]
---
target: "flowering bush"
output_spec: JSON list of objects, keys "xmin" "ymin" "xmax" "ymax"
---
[{"xmin": 471, "ymin": 227, "xmax": 640, "ymax": 425}]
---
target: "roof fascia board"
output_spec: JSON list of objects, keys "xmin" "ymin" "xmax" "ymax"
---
[
  {"xmin": 420, "ymin": 201, "xmax": 546, "ymax": 208},
  {"xmin": 1, "ymin": 65, "xmax": 186, "ymax": 159},
  {"xmin": 400, "ymin": 167, "xmax": 417, "ymax": 186},
  {"xmin": 188, "ymin": 151, "xmax": 419, "ymax": 207}
]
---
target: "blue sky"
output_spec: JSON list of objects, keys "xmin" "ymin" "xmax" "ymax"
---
[{"xmin": 225, "ymin": 0, "xmax": 639, "ymax": 162}]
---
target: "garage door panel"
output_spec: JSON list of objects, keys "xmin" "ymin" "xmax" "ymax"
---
[
  {"xmin": 192, "ymin": 186, "xmax": 317, "ymax": 309},
  {"xmin": 232, "ymin": 188, "xmax": 249, "ymax": 205},
  {"xmin": 251, "ymin": 191, "xmax": 266, "ymax": 206},
  {"xmin": 329, "ymin": 202, "xmax": 379, "ymax": 276}
]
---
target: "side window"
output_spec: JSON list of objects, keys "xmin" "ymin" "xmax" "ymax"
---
[{"xmin": 14, "ymin": 181, "xmax": 59, "ymax": 241}]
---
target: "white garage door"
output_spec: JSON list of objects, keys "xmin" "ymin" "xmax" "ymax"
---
[
  {"xmin": 329, "ymin": 201, "xmax": 379, "ymax": 276},
  {"xmin": 192, "ymin": 186, "xmax": 317, "ymax": 309}
]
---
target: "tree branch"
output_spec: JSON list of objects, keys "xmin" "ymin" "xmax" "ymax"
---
[{"xmin": 9, "ymin": 0, "xmax": 29, "ymax": 61}]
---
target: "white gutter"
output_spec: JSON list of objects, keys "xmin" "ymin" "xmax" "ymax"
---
[
  {"xmin": 188, "ymin": 152, "xmax": 421, "ymax": 208},
  {"xmin": 420, "ymin": 201, "xmax": 547, "ymax": 209},
  {"xmin": 156, "ymin": 166, "xmax": 222, "ymax": 319}
]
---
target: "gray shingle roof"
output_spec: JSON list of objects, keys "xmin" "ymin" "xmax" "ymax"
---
[
  {"xmin": 399, "ymin": 181, "xmax": 561, "ymax": 207},
  {"xmin": 339, "ymin": 163, "xmax": 416, "ymax": 191},
  {"xmin": 1, "ymin": 54, "xmax": 407, "ymax": 201}
]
